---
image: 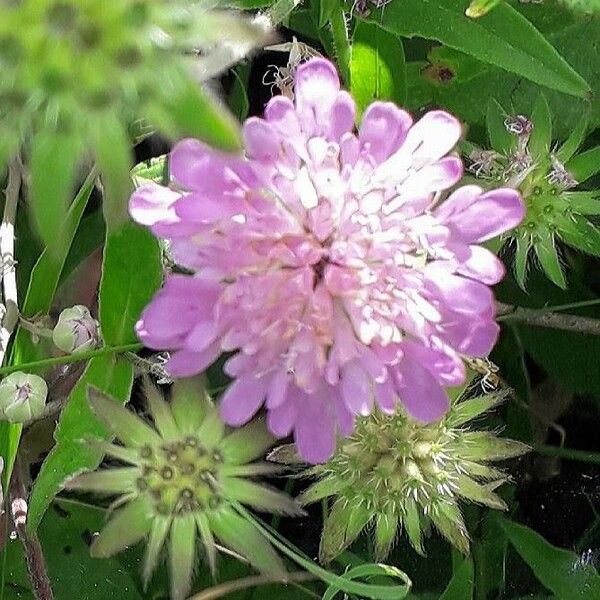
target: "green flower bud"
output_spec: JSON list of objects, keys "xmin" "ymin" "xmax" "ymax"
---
[
  {"xmin": 52, "ymin": 305, "xmax": 99, "ymax": 354},
  {"xmin": 0, "ymin": 372, "xmax": 48, "ymax": 423}
]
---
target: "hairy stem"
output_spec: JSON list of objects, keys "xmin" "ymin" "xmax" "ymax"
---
[
  {"xmin": 9, "ymin": 460, "xmax": 54, "ymax": 600},
  {"xmin": 0, "ymin": 342, "xmax": 142, "ymax": 376},
  {"xmin": 496, "ymin": 302, "xmax": 600, "ymax": 335}
]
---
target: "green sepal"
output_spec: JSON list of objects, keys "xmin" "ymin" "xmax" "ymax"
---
[
  {"xmin": 534, "ymin": 229, "xmax": 567, "ymax": 289},
  {"xmin": 374, "ymin": 511, "xmax": 399, "ymax": 560},
  {"xmin": 171, "ymin": 376, "xmax": 211, "ymax": 435},
  {"xmin": 556, "ymin": 111, "xmax": 589, "ymax": 163},
  {"xmin": 89, "ymin": 110, "xmax": 132, "ymax": 232},
  {"xmin": 403, "ymin": 498, "xmax": 424, "ymax": 555},
  {"xmin": 65, "ymin": 467, "xmax": 138, "ymax": 495},
  {"xmin": 220, "ymin": 462, "xmax": 288, "ymax": 478},
  {"xmin": 195, "ymin": 512, "xmax": 218, "ymax": 576},
  {"xmin": 196, "ymin": 406, "xmax": 226, "ymax": 450},
  {"xmin": 320, "ymin": 498, "xmax": 363, "ymax": 563},
  {"xmin": 459, "ymin": 432, "xmax": 530, "ymax": 461},
  {"xmin": 84, "ymin": 438, "xmax": 140, "ymax": 465},
  {"xmin": 556, "ymin": 213, "xmax": 600, "ymax": 256},
  {"xmin": 223, "ymin": 477, "xmax": 304, "ymax": 516},
  {"xmin": 91, "ymin": 494, "xmax": 153, "ymax": 558},
  {"xmin": 514, "ymin": 236, "xmax": 532, "ymax": 290},
  {"xmin": 430, "ymin": 502, "xmax": 470, "ymax": 555},
  {"xmin": 486, "ymin": 98, "xmax": 515, "ymax": 155},
  {"xmin": 461, "ymin": 460, "xmax": 507, "ymax": 481},
  {"xmin": 566, "ymin": 145, "xmax": 600, "ymax": 183},
  {"xmin": 143, "ymin": 516, "xmax": 172, "ymax": 589},
  {"xmin": 208, "ymin": 506, "xmax": 286, "ymax": 576},
  {"xmin": 144, "ymin": 377, "xmax": 179, "ymax": 441},
  {"xmin": 220, "ymin": 417, "xmax": 275, "ymax": 465},
  {"xmin": 445, "ymin": 392, "xmax": 507, "ymax": 428},
  {"xmin": 87, "ymin": 386, "xmax": 162, "ymax": 448},
  {"xmin": 455, "ymin": 475, "xmax": 508, "ymax": 510},
  {"xmin": 528, "ymin": 93, "xmax": 552, "ymax": 159},
  {"xmin": 169, "ymin": 513, "xmax": 197, "ymax": 600},
  {"xmin": 30, "ymin": 129, "xmax": 80, "ymax": 257},
  {"xmin": 561, "ymin": 191, "xmax": 600, "ymax": 215},
  {"xmin": 299, "ymin": 475, "xmax": 345, "ymax": 505}
]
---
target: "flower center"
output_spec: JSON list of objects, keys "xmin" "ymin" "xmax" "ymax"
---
[{"xmin": 136, "ymin": 435, "xmax": 223, "ymax": 517}]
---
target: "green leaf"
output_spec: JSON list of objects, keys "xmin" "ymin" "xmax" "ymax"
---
[
  {"xmin": 29, "ymin": 130, "xmax": 80, "ymax": 257},
  {"xmin": 99, "ymin": 221, "xmax": 162, "ymax": 345},
  {"xmin": 557, "ymin": 111, "xmax": 589, "ymax": 163},
  {"xmin": 1, "ymin": 171, "xmax": 95, "ymax": 494},
  {"xmin": 351, "ymin": 20, "xmax": 406, "ymax": 116},
  {"xmin": 534, "ymin": 229, "xmax": 566, "ymax": 289},
  {"xmin": 439, "ymin": 557, "xmax": 474, "ymax": 600},
  {"xmin": 529, "ymin": 93, "xmax": 552, "ymax": 158},
  {"xmin": 370, "ymin": 0, "xmax": 590, "ymax": 97},
  {"xmin": 566, "ymin": 145, "xmax": 600, "ymax": 183},
  {"xmin": 486, "ymin": 98, "xmax": 514, "ymax": 154},
  {"xmin": 319, "ymin": 0, "xmax": 337, "ymax": 27},
  {"xmin": 151, "ymin": 68, "xmax": 242, "ymax": 151},
  {"xmin": 500, "ymin": 518, "xmax": 600, "ymax": 599},
  {"xmin": 88, "ymin": 111, "xmax": 133, "ymax": 232},
  {"xmin": 27, "ymin": 356, "xmax": 134, "ymax": 532},
  {"xmin": 3, "ymin": 499, "xmax": 143, "ymax": 600}
]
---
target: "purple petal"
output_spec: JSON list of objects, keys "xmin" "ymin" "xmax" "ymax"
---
[
  {"xmin": 400, "ymin": 340, "xmax": 465, "ymax": 387},
  {"xmin": 435, "ymin": 186, "xmax": 525, "ymax": 243},
  {"xmin": 340, "ymin": 362, "xmax": 373, "ymax": 416},
  {"xmin": 359, "ymin": 102, "xmax": 412, "ymax": 163},
  {"xmin": 293, "ymin": 394, "xmax": 336, "ymax": 463},
  {"xmin": 243, "ymin": 117, "xmax": 282, "ymax": 161},
  {"xmin": 394, "ymin": 357, "xmax": 450, "ymax": 423},
  {"xmin": 219, "ymin": 374, "xmax": 269, "ymax": 427},
  {"xmin": 456, "ymin": 245, "xmax": 506, "ymax": 285},
  {"xmin": 267, "ymin": 398, "xmax": 297, "ymax": 437},
  {"xmin": 404, "ymin": 110, "xmax": 462, "ymax": 165},
  {"xmin": 165, "ymin": 343, "xmax": 220, "ymax": 377},
  {"xmin": 375, "ymin": 375, "xmax": 397, "ymax": 414},
  {"xmin": 128, "ymin": 183, "xmax": 181, "ymax": 230},
  {"xmin": 329, "ymin": 91, "xmax": 356, "ymax": 141}
]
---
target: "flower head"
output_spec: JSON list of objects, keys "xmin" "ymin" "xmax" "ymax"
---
[
  {"xmin": 52, "ymin": 305, "xmax": 100, "ymax": 354},
  {"xmin": 296, "ymin": 391, "xmax": 529, "ymax": 562},
  {"xmin": 0, "ymin": 371, "xmax": 48, "ymax": 423},
  {"xmin": 67, "ymin": 380, "xmax": 298, "ymax": 600},
  {"xmin": 466, "ymin": 96, "xmax": 600, "ymax": 289},
  {"xmin": 130, "ymin": 58, "xmax": 524, "ymax": 463}
]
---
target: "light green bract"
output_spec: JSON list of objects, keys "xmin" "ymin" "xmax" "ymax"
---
[
  {"xmin": 466, "ymin": 96, "xmax": 600, "ymax": 289},
  {"xmin": 299, "ymin": 391, "xmax": 529, "ymax": 563},
  {"xmin": 67, "ymin": 379, "xmax": 300, "ymax": 600}
]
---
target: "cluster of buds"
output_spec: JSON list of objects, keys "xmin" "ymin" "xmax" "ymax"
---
[
  {"xmin": 466, "ymin": 96, "xmax": 600, "ymax": 289},
  {"xmin": 0, "ymin": 371, "xmax": 48, "ymax": 423},
  {"xmin": 295, "ymin": 391, "xmax": 528, "ymax": 562},
  {"xmin": 67, "ymin": 378, "xmax": 298, "ymax": 600}
]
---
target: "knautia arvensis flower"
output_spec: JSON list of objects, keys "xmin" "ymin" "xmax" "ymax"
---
[
  {"xmin": 66, "ymin": 379, "xmax": 300, "ymax": 600},
  {"xmin": 297, "ymin": 390, "xmax": 529, "ymax": 562},
  {"xmin": 466, "ymin": 96, "xmax": 600, "ymax": 289},
  {"xmin": 129, "ymin": 57, "xmax": 525, "ymax": 464}
]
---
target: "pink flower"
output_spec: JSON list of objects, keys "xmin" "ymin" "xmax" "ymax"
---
[{"xmin": 130, "ymin": 58, "xmax": 524, "ymax": 463}]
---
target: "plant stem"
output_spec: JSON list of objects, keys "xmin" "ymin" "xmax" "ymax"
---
[
  {"xmin": 0, "ymin": 156, "xmax": 22, "ymax": 367},
  {"xmin": 535, "ymin": 444, "xmax": 600, "ymax": 465},
  {"xmin": 496, "ymin": 301, "xmax": 600, "ymax": 335},
  {"xmin": 9, "ymin": 460, "xmax": 54, "ymax": 600},
  {"xmin": 187, "ymin": 572, "xmax": 317, "ymax": 600},
  {"xmin": 0, "ymin": 342, "xmax": 142, "ymax": 376}
]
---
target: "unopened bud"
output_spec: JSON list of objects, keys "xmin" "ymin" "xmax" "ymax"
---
[
  {"xmin": 0, "ymin": 372, "xmax": 48, "ymax": 423},
  {"xmin": 52, "ymin": 305, "xmax": 99, "ymax": 354},
  {"xmin": 504, "ymin": 115, "xmax": 533, "ymax": 137}
]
